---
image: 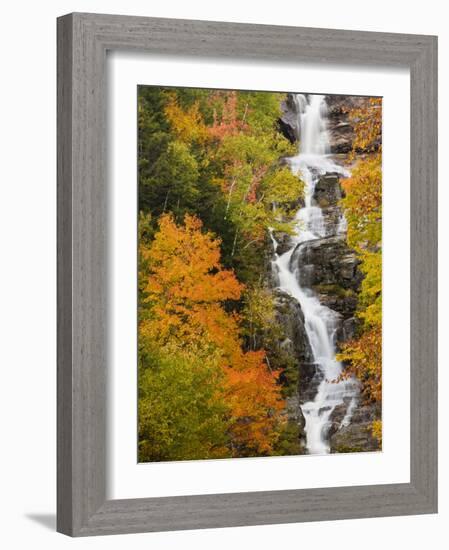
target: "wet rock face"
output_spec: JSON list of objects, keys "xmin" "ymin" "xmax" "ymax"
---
[
  {"xmin": 329, "ymin": 402, "xmax": 381, "ymax": 452},
  {"xmin": 292, "ymin": 236, "xmax": 362, "ymax": 292},
  {"xmin": 271, "ymin": 231, "xmax": 293, "ymax": 256},
  {"xmin": 272, "ymin": 290, "xmax": 322, "ymax": 422},
  {"xmin": 325, "ymin": 393, "xmax": 381, "ymax": 453},
  {"xmin": 291, "ymin": 236, "xmax": 362, "ymax": 327},
  {"xmin": 273, "ymin": 289, "xmax": 313, "ymax": 364},
  {"xmin": 325, "ymin": 95, "xmax": 365, "ymax": 154},
  {"xmin": 273, "ymin": 92, "xmax": 380, "ymax": 455},
  {"xmin": 321, "ymin": 206, "xmax": 344, "ymax": 236},
  {"xmin": 325, "ymin": 94, "xmax": 381, "ymax": 155},
  {"xmin": 278, "ymin": 94, "xmax": 300, "ymax": 143},
  {"xmin": 313, "ymin": 173, "xmax": 346, "ymax": 236},
  {"xmin": 339, "ymin": 316, "xmax": 358, "ymax": 341},
  {"xmin": 272, "ymin": 169, "xmax": 363, "ymax": 340},
  {"xmin": 297, "ymin": 363, "xmax": 323, "ymax": 404},
  {"xmin": 314, "ymin": 174, "xmax": 344, "ymax": 208},
  {"xmin": 277, "ymin": 93, "xmax": 379, "ymax": 155},
  {"xmin": 292, "ymin": 163, "xmax": 362, "ymax": 322},
  {"xmin": 289, "ymin": 169, "xmax": 364, "ymax": 335},
  {"xmin": 287, "ymin": 394, "xmax": 306, "ymax": 433}
]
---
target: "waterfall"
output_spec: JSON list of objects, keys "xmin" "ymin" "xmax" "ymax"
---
[{"xmin": 271, "ymin": 94, "xmax": 358, "ymax": 454}]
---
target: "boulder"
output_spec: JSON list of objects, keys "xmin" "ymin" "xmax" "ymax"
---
[
  {"xmin": 272, "ymin": 231, "xmax": 293, "ymax": 255},
  {"xmin": 327, "ymin": 402, "xmax": 348, "ymax": 437},
  {"xmin": 288, "ymin": 235, "xmax": 362, "ymax": 332},
  {"xmin": 278, "ymin": 94, "xmax": 300, "ymax": 143},
  {"xmin": 292, "ymin": 235, "xmax": 363, "ymax": 294},
  {"xmin": 328, "ymin": 123, "xmax": 355, "ymax": 154},
  {"xmin": 329, "ymin": 402, "xmax": 381, "ymax": 452},
  {"xmin": 320, "ymin": 206, "xmax": 345, "ymax": 237},
  {"xmin": 297, "ymin": 362, "xmax": 323, "ymax": 404},
  {"xmin": 278, "ymin": 93, "xmax": 381, "ymax": 154},
  {"xmin": 325, "ymin": 94, "xmax": 381, "ymax": 155},
  {"xmin": 338, "ymin": 316, "xmax": 359, "ymax": 342},
  {"xmin": 325, "ymin": 95, "xmax": 364, "ymax": 154},
  {"xmin": 316, "ymin": 292, "xmax": 358, "ymax": 320},
  {"xmin": 273, "ymin": 289, "xmax": 313, "ymax": 364},
  {"xmin": 287, "ymin": 394, "xmax": 306, "ymax": 433},
  {"xmin": 313, "ymin": 174, "xmax": 343, "ymax": 208}
]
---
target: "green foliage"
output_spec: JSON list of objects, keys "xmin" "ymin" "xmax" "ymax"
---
[
  {"xmin": 332, "ymin": 444, "xmax": 364, "ymax": 453},
  {"xmin": 138, "ymin": 214, "xmax": 286, "ymax": 460},
  {"xmin": 338, "ymin": 99, "xmax": 382, "ymax": 407},
  {"xmin": 337, "ymin": 324, "xmax": 382, "ymax": 402},
  {"xmin": 138, "ymin": 210, "xmax": 154, "ymax": 244},
  {"xmin": 140, "ymin": 140, "xmax": 200, "ymax": 219},
  {"xmin": 137, "ymin": 87, "xmax": 303, "ymax": 275},
  {"xmin": 241, "ymin": 285, "xmax": 277, "ymax": 346},
  {"xmin": 272, "ymin": 420, "xmax": 303, "ymax": 456},
  {"xmin": 138, "ymin": 86, "xmax": 171, "ymax": 169},
  {"xmin": 137, "ymin": 86, "xmax": 305, "ymax": 461},
  {"xmin": 139, "ymin": 346, "xmax": 230, "ymax": 462},
  {"xmin": 241, "ymin": 285, "xmax": 298, "ymax": 394},
  {"xmin": 312, "ymin": 283, "xmax": 356, "ymax": 299},
  {"xmin": 237, "ymin": 91, "xmax": 284, "ymax": 134},
  {"xmin": 261, "ymin": 167, "xmax": 304, "ymax": 213}
]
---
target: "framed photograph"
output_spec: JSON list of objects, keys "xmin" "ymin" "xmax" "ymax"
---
[{"xmin": 57, "ymin": 12, "xmax": 437, "ymax": 536}]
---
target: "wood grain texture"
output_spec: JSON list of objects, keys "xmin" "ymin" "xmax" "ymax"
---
[
  {"xmin": 57, "ymin": 13, "xmax": 74, "ymax": 536},
  {"xmin": 409, "ymin": 36, "xmax": 438, "ymax": 508},
  {"xmin": 57, "ymin": 12, "xmax": 438, "ymax": 536}
]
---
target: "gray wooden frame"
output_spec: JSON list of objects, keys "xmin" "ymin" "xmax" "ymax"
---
[{"xmin": 57, "ymin": 12, "xmax": 438, "ymax": 537}]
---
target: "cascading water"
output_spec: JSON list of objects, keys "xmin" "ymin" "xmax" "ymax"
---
[{"xmin": 271, "ymin": 94, "xmax": 358, "ymax": 454}]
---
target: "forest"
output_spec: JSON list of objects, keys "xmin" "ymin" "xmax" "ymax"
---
[{"xmin": 137, "ymin": 86, "xmax": 382, "ymax": 462}]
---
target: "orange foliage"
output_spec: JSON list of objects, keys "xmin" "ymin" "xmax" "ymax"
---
[
  {"xmin": 224, "ymin": 349, "xmax": 284, "ymax": 454},
  {"xmin": 246, "ymin": 165, "xmax": 267, "ymax": 204},
  {"xmin": 207, "ymin": 91, "xmax": 248, "ymax": 141},
  {"xmin": 338, "ymin": 325, "xmax": 382, "ymax": 403},
  {"xmin": 140, "ymin": 213, "xmax": 285, "ymax": 455},
  {"xmin": 141, "ymin": 213, "xmax": 243, "ymax": 345},
  {"xmin": 338, "ymin": 97, "xmax": 382, "ymax": 417},
  {"xmin": 348, "ymin": 97, "xmax": 382, "ymax": 155},
  {"xmin": 341, "ymin": 153, "xmax": 382, "ymax": 252},
  {"xmin": 341, "ymin": 158, "xmax": 381, "ymax": 216}
]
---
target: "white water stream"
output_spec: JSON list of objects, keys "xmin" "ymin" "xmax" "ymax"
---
[{"xmin": 271, "ymin": 94, "xmax": 358, "ymax": 454}]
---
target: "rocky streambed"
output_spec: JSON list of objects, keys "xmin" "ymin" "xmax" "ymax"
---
[{"xmin": 270, "ymin": 93, "xmax": 381, "ymax": 453}]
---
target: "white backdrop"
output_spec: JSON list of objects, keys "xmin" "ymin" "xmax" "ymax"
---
[
  {"xmin": 0, "ymin": 1, "xmax": 445, "ymax": 549},
  {"xmin": 109, "ymin": 54, "xmax": 410, "ymax": 499}
]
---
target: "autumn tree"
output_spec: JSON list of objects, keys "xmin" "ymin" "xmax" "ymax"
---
[
  {"xmin": 337, "ymin": 98, "xmax": 382, "ymax": 442},
  {"xmin": 139, "ymin": 214, "xmax": 285, "ymax": 460},
  {"xmin": 144, "ymin": 88, "xmax": 303, "ymax": 282},
  {"xmin": 139, "ymin": 346, "xmax": 229, "ymax": 461},
  {"xmin": 138, "ymin": 87, "xmax": 226, "ymax": 232},
  {"xmin": 210, "ymin": 92, "xmax": 302, "ymax": 251},
  {"xmin": 137, "ymin": 86, "xmax": 306, "ymax": 460}
]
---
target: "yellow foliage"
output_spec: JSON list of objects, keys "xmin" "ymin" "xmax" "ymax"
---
[
  {"xmin": 341, "ymin": 153, "xmax": 382, "ymax": 252},
  {"xmin": 337, "ymin": 325, "xmax": 382, "ymax": 403},
  {"xmin": 339, "ymin": 98, "xmax": 383, "ymax": 409},
  {"xmin": 164, "ymin": 94, "xmax": 208, "ymax": 144},
  {"xmin": 348, "ymin": 97, "xmax": 382, "ymax": 156},
  {"xmin": 371, "ymin": 420, "xmax": 382, "ymax": 445},
  {"xmin": 139, "ymin": 213, "xmax": 285, "ymax": 456}
]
